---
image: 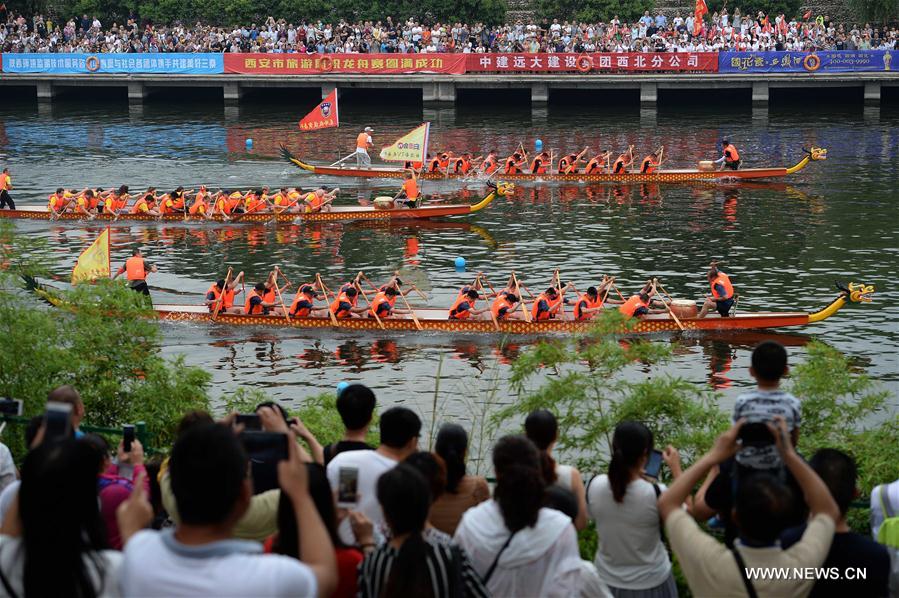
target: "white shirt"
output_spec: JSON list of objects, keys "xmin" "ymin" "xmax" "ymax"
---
[
  {"xmin": 120, "ymin": 529, "xmax": 316, "ymax": 597},
  {"xmin": 326, "ymin": 449, "xmax": 397, "ymax": 543},
  {"xmin": 871, "ymin": 479, "xmax": 899, "ymax": 538},
  {"xmin": 355, "ymin": 133, "xmax": 372, "ymax": 154},
  {"xmin": 454, "ymin": 500, "xmax": 582, "ymax": 597},
  {"xmin": 0, "ymin": 444, "xmax": 16, "ymax": 493},
  {"xmin": 0, "ymin": 535, "xmax": 122, "ymax": 597},
  {"xmin": 0, "ymin": 481, "xmax": 19, "ymax": 527},
  {"xmin": 587, "ymin": 475, "xmax": 671, "ymax": 590}
]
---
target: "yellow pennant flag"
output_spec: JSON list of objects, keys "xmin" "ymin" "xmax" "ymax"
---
[
  {"xmin": 71, "ymin": 228, "xmax": 111, "ymax": 285},
  {"xmin": 379, "ymin": 122, "xmax": 430, "ymax": 163}
]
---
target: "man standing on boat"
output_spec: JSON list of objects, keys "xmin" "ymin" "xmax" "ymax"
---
[
  {"xmin": 715, "ymin": 139, "xmax": 741, "ymax": 171},
  {"xmin": 355, "ymin": 127, "xmax": 374, "ymax": 168},
  {"xmin": 698, "ymin": 261, "xmax": 736, "ymax": 318},
  {"xmin": 0, "ymin": 168, "xmax": 14, "ymax": 210},
  {"xmin": 112, "ymin": 248, "xmax": 157, "ymax": 301}
]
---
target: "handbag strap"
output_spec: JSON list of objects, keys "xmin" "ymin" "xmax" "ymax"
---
[
  {"xmin": 729, "ymin": 545, "xmax": 758, "ymax": 598},
  {"xmin": 483, "ymin": 531, "xmax": 517, "ymax": 584}
]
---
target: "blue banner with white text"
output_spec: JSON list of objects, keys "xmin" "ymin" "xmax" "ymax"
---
[
  {"xmin": 719, "ymin": 50, "xmax": 897, "ymax": 73},
  {"xmin": 1, "ymin": 53, "xmax": 224, "ymax": 74}
]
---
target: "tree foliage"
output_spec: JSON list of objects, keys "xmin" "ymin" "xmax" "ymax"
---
[
  {"xmin": 847, "ymin": 0, "xmax": 899, "ymax": 25},
  {"xmin": 536, "ymin": 0, "xmax": 652, "ymax": 25},
  {"xmin": 706, "ymin": 0, "xmax": 802, "ymax": 18}
]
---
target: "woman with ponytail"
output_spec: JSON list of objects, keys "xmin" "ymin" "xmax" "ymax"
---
[
  {"xmin": 431, "ymin": 424, "xmax": 490, "ymax": 535},
  {"xmin": 454, "ymin": 436, "xmax": 584, "ymax": 596},
  {"xmin": 358, "ymin": 463, "xmax": 488, "ymax": 598},
  {"xmin": 586, "ymin": 421, "xmax": 681, "ymax": 598},
  {"xmin": 525, "ymin": 409, "xmax": 589, "ymax": 530}
]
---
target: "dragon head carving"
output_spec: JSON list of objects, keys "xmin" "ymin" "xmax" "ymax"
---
[
  {"xmin": 808, "ymin": 147, "xmax": 827, "ymax": 161},
  {"xmin": 837, "ymin": 281, "xmax": 875, "ymax": 302},
  {"xmin": 496, "ymin": 182, "xmax": 515, "ymax": 197}
]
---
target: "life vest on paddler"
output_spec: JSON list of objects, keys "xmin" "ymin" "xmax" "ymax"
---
[
  {"xmin": 585, "ymin": 157, "xmax": 603, "ymax": 174},
  {"xmin": 190, "ymin": 192, "xmax": 208, "ymax": 215},
  {"xmin": 612, "ymin": 156, "xmax": 628, "ymax": 174},
  {"xmin": 330, "ymin": 290, "xmax": 357, "ymax": 318},
  {"xmin": 455, "ymin": 157, "xmax": 472, "ymax": 174},
  {"xmin": 709, "ymin": 272, "xmax": 734, "ymax": 301},
  {"xmin": 290, "ymin": 289, "xmax": 315, "ymax": 317},
  {"xmin": 48, "ymin": 192, "xmax": 66, "ymax": 212},
  {"xmin": 641, "ymin": 155, "xmax": 658, "ymax": 174},
  {"xmin": 206, "ymin": 284, "xmax": 235, "ymax": 312},
  {"xmin": 131, "ymin": 196, "xmax": 151, "ymax": 214},
  {"xmin": 244, "ymin": 288, "xmax": 266, "ymax": 315},
  {"xmin": 125, "ymin": 257, "xmax": 146, "ymax": 282},
  {"xmin": 504, "ymin": 156, "xmax": 521, "ymax": 174},
  {"xmin": 529, "ymin": 155, "xmax": 547, "ymax": 174},
  {"xmin": 574, "ymin": 294, "xmax": 601, "ymax": 321},
  {"xmin": 483, "ymin": 155, "xmax": 498, "ymax": 174},
  {"xmin": 370, "ymin": 291, "xmax": 396, "ymax": 317},
  {"xmin": 619, "ymin": 294, "xmax": 649, "ymax": 318},
  {"xmin": 491, "ymin": 294, "xmax": 516, "ymax": 320},
  {"xmin": 448, "ymin": 293, "xmax": 476, "ymax": 320},
  {"xmin": 402, "ymin": 178, "xmax": 419, "ymax": 200},
  {"xmin": 531, "ymin": 291, "xmax": 561, "ymax": 321},
  {"xmin": 227, "ymin": 192, "xmax": 243, "ymax": 212},
  {"xmin": 559, "ymin": 155, "xmax": 577, "ymax": 174},
  {"xmin": 723, "ymin": 144, "xmax": 740, "ymax": 163},
  {"xmin": 305, "ymin": 192, "xmax": 323, "ymax": 212},
  {"xmin": 216, "ymin": 195, "xmax": 233, "ymax": 215},
  {"xmin": 429, "ymin": 157, "xmax": 443, "ymax": 172}
]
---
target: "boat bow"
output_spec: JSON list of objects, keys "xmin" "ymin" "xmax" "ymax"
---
[
  {"xmin": 470, "ymin": 182, "xmax": 514, "ymax": 213},
  {"xmin": 785, "ymin": 147, "xmax": 827, "ymax": 175},
  {"xmin": 807, "ymin": 281, "xmax": 874, "ymax": 323},
  {"xmin": 279, "ymin": 146, "xmax": 315, "ymax": 173}
]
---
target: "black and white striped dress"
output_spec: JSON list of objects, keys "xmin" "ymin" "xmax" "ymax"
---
[{"xmin": 357, "ymin": 539, "xmax": 490, "ymax": 598}]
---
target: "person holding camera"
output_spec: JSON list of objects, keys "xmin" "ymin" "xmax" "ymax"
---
[{"xmin": 84, "ymin": 434, "xmax": 148, "ymax": 550}]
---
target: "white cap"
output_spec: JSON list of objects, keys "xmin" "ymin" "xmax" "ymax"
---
[{"xmin": 364, "ymin": 126, "xmax": 374, "ymax": 132}]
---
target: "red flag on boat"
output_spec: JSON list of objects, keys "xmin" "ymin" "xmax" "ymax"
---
[
  {"xmin": 298, "ymin": 89, "xmax": 339, "ymax": 131},
  {"xmin": 802, "ymin": 9, "xmax": 812, "ymax": 20},
  {"xmin": 693, "ymin": 0, "xmax": 708, "ymax": 36}
]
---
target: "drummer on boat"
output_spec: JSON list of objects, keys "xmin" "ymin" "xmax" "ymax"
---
[
  {"xmin": 394, "ymin": 170, "xmax": 421, "ymax": 209},
  {"xmin": 698, "ymin": 261, "xmax": 736, "ymax": 318},
  {"xmin": 205, "ymin": 272, "xmax": 244, "ymax": 314},
  {"xmin": 714, "ymin": 139, "xmax": 741, "ymax": 170}
]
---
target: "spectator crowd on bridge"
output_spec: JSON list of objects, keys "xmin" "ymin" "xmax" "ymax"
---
[
  {"xmin": 0, "ymin": 341, "xmax": 895, "ymax": 597},
  {"xmin": 2, "ymin": 10, "xmax": 898, "ymax": 55}
]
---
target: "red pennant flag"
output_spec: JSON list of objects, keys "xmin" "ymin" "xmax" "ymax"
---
[
  {"xmin": 803, "ymin": 9, "xmax": 812, "ymax": 20},
  {"xmin": 298, "ymin": 89, "xmax": 339, "ymax": 132},
  {"xmin": 693, "ymin": 0, "xmax": 708, "ymax": 36}
]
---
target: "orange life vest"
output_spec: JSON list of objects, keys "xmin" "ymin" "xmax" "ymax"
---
[
  {"xmin": 190, "ymin": 193, "xmax": 208, "ymax": 215},
  {"xmin": 559, "ymin": 156, "xmax": 577, "ymax": 174},
  {"xmin": 612, "ymin": 157, "xmax": 628, "ymax": 174},
  {"xmin": 0, "ymin": 174, "xmax": 9, "ymax": 191},
  {"xmin": 227, "ymin": 192, "xmax": 242, "ymax": 213},
  {"xmin": 306, "ymin": 192, "xmax": 323, "ymax": 212},
  {"xmin": 619, "ymin": 294, "xmax": 649, "ymax": 318},
  {"xmin": 48, "ymin": 193, "xmax": 65, "ymax": 212},
  {"xmin": 641, "ymin": 156, "xmax": 658, "ymax": 174},
  {"xmin": 574, "ymin": 295, "xmax": 601, "ymax": 321},
  {"xmin": 402, "ymin": 179, "xmax": 419, "ymax": 200},
  {"xmin": 125, "ymin": 256, "xmax": 146, "ymax": 282},
  {"xmin": 449, "ymin": 293, "xmax": 476, "ymax": 320},
  {"xmin": 370, "ymin": 291, "xmax": 396, "ymax": 317},
  {"xmin": 724, "ymin": 144, "xmax": 740, "ymax": 163},
  {"xmin": 159, "ymin": 195, "xmax": 176, "ymax": 215},
  {"xmin": 585, "ymin": 157, "xmax": 603, "ymax": 174},
  {"xmin": 290, "ymin": 292, "xmax": 314, "ymax": 317},
  {"xmin": 483, "ymin": 156, "xmax": 498, "ymax": 174},
  {"xmin": 330, "ymin": 291, "xmax": 356, "ymax": 318},
  {"xmin": 207, "ymin": 284, "xmax": 234, "ymax": 312},
  {"xmin": 529, "ymin": 156, "xmax": 547, "ymax": 174},
  {"xmin": 709, "ymin": 272, "xmax": 734, "ymax": 300},
  {"xmin": 504, "ymin": 157, "xmax": 520, "ymax": 174},
  {"xmin": 216, "ymin": 196, "xmax": 233, "ymax": 215},
  {"xmin": 356, "ymin": 132, "xmax": 370, "ymax": 150},
  {"xmin": 131, "ymin": 197, "xmax": 150, "ymax": 214},
  {"xmin": 455, "ymin": 158, "xmax": 471, "ymax": 174},
  {"xmin": 491, "ymin": 295, "xmax": 515, "ymax": 320},
  {"xmin": 245, "ymin": 289, "xmax": 265, "ymax": 315},
  {"xmin": 531, "ymin": 292, "xmax": 562, "ymax": 321},
  {"xmin": 86, "ymin": 193, "xmax": 100, "ymax": 211},
  {"xmin": 171, "ymin": 192, "xmax": 185, "ymax": 210}
]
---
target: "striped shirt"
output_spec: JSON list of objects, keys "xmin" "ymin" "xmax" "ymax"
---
[
  {"xmin": 733, "ymin": 388, "xmax": 802, "ymax": 469},
  {"xmin": 358, "ymin": 539, "xmax": 490, "ymax": 598}
]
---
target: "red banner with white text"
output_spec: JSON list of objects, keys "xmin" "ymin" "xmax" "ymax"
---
[
  {"xmin": 224, "ymin": 52, "xmax": 717, "ymax": 75},
  {"xmin": 466, "ymin": 52, "xmax": 718, "ymax": 72},
  {"xmin": 224, "ymin": 53, "xmax": 467, "ymax": 74}
]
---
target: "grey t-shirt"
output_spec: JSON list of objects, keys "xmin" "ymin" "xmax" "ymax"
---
[{"xmin": 733, "ymin": 389, "xmax": 801, "ymax": 469}]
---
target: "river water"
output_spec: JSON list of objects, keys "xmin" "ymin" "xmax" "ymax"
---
[{"xmin": 1, "ymin": 95, "xmax": 897, "ymax": 437}]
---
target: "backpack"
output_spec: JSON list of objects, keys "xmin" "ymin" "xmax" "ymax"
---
[{"xmin": 876, "ymin": 485, "xmax": 899, "ymax": 549}]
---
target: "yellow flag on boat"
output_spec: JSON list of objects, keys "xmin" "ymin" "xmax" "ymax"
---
[
  {"xmin": 379, "ymin": 122, "xmax": 430, "ymax": 163},
  {"xmin": 71, "ymin": 228, "xmax": 110, "ymax": 285}
]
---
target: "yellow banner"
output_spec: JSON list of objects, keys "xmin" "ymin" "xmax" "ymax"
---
[
  {"xmin": 71, "ymin": 228, "xmax": 110, "ymax": 285},
  {"xmin": 379, "ymin": 122, "xmax": 430, "ymax": 163}
]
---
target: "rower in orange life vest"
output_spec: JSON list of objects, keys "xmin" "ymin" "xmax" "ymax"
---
[
  {"xmin": 189, "ymin": 186, "xmax": 212, "ymax": 218},
  {"xmin": 368, "ymin": 287, "xmax": 413, "ymax": 319},
  {"xmin": 529, "ymin": 151, "xmax": 550, "ymax": 175},
  {"xmin": 74, "ymin": 189, "xmax": 99, "ymax": 219},
  {"xmin": 289, "ymin": 284, "xmax": 328, "ymax": 318},
  {"xmin": 453, "ymin": 153, "xmax": 479, "ymax": 175},
  {"xmin": 429, "ymin": 152, "xmax": 451, "ymax": 174},
  {"xmin": 618, "ymin": 280, "xmax": 665, "ymax": 319},
  {"xmin": 558, "ymin": 148, "xmax": 588, "ymax": 174},
  {"xmin": 449, "ymin": 289, "xmax": 489, "ymax": 320},
  {"xmin": 573, "ymin": 276, "xmax": 615, "ymax": 321},
  {"xmin": 394, "ymin": 169, "xmax": 421, "ymax": 209},
  {"xmin": 714, "ymin": 139, "xmax": 741, "ymax": 171},
  {"xmin": 532, "ymin": 283, "xmax": 575, "ymax": 321},
  {"xmin": 305, "ymin": 188, "xmax": 338, "ymax": 213},
  {"xmin": 584, "ymin": 151, "xmax": 610, "ymax": 175},
  {"xmin": 204, "ymin": 271, "xmax": 244, "ymax": 314},
  {"xmin": 112, "ymin": 248, "xmax": 157, "ymax": 299},
  {"xmin": 104, "ymin": 185, "xmax": 130, "ymax": 216},
  {"xmin": 330, "ymin": 286, "xmax": 367, "ymax": 319},
  {"xmin": 491, "ymin": 292, "xmax": 522, "ymax": 321},
  {"xmin": 355, "ymin": 126, "xmax": 374, "ymax": 168},
  {"xmin": 48, "ymin": 188, "xmax": 68, "ymax": 216},
  {"xmin": 611, "ymin": 151, "xmax": 634, "ymax": 174},
  {"xmin": 131, "ymin": 189, "xmax": 160, "ymax": 216},
  {"xmin": 504, "ymin": 152, "xmax": 527, "ymax": 174},
  {"xmin": 640, "ymin": 151, "xmax": 662, "ymax": 174},
  {"xmin": 481, "ymin": 151, "xmax": 499, "ymax": 175},
  {"xmin": 698, "ymin": 261, "xmax": 736, "ymax": 318},
  {"xmin": 244, "ymin": 282, "xmax": 280, "ymax": 315}
]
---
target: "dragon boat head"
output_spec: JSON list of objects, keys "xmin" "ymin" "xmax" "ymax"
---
[
  {"xmin": 837, "ymin": 281, "xmax": 875, "ymax": 302},
  {"xmin": 807, "ymin": 147, "xmax": 827, "ymax": 161},
  {"xmin": 495, "ymin": 181, "xmax": 515, "ymax": 197}
]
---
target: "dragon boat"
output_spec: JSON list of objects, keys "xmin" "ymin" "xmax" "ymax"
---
[
  {"xmin": 281, "ymin": 147, "xmax": 827, "ymax": 183},
  {"xmin": 0, "ymin": 183, "xmax": 513, "ymax": 225},
  {"xmin": 141, "ymin": 281, "xmax": 871, "ymax": 336}
]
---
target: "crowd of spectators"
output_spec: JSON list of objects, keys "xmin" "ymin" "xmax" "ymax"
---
[
  {"xmin": 0, "ymin": 341, "xmax": 896, "ymax": 597},
  {"xmin": 2, "ymin": 11, "xmax": 898, "ymax": 54}
]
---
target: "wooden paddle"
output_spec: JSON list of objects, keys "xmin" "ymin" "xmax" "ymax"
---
[
  {"xmin": 553, "ymin": 270, "xmax": 568, "ymax": 320},
  {"xmin": 273, "ymin": 267, "xmax": 292, "ymax": 324},
  {"xmin": 397, "ymin": 283, "xmax": 423, "ymax": 330},
  {"xmin": 316, "ymin": 273, "xmax": 339, "ymax": 326},
  {"xmin": 212, "ymin": 267, "xmax": 232, "ymax": 320},
  {"xmin": 652, "ymin": 279, "xmax": 685, "ymax": 331},
  {"xmin": 356, "ymin": 282, "xmax": 386, "ymax": 330},
  {"xmin": 511, "ymin": 272, "xmax": 531, "ymax": 322},
  {"xmin": 479, "ymin": 274, "xmax": 499, "ymax": 298}
]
